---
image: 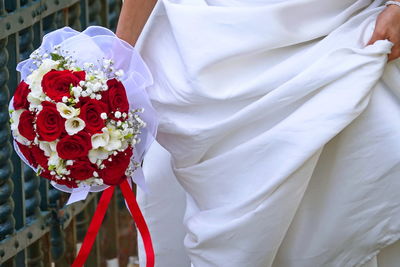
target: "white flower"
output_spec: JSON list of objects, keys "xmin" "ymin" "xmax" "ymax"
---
[
  {"xmin": 88, "ymin": 147, "xmax": 110, "ymax": 164},
  {"xmin": 48, "ymin": 152, "xmax": 62, "ymax": 168},
  {"xmin": 10, "ymin": 109, "xmax": 30, "ymax": 145},
  {"xmin": 27, "ymin": 92, "xmax": 45, "ymax": 109},
  {"xmin": 103, "ymin": 59, "xmax": 112, "ymax": 68},
  {"xmin": 103, "ymin": 125, "xmax": 122, "ymax": 151},
  {"xmin": 39, "ymin": 141, "xmax": 57, "ymax": 157},
  {"xmin": 115, "ymin": 69, "xmax": 124, "ymax": 77},
  {"xmin": 56, "ymin": 103, "xmax": 80, "ymax": 119},
  {"xmin": 114, "ymin": 111, "xmax": 121, "ymax": 118},
  {"xmin": 91, "ymin": 128, "xmax": 110, "ymax": 149},
  {"xmin": 65, "ymin": 117, "xmax": 85, "ymax": 135},
  {"xmin": 26, "ymin": 59, "xmax": 58, "ymax": 95},
  {"xmin": 100, "ymin": 113, "xmax": 107, "ymax": 120},
  {"xmin": 120, "ymin": 140, "xmax": 129, "ymax": 151},
  {"xmin": 49, "ymin": 141, "xmax": 57, "ymax": 151},
  {"xmin": 71, "ymin": 86, "xmax": 82, "ymax": 98}
]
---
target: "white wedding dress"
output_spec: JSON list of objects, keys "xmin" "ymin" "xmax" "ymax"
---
[{"xmin": 134, "ymin": 0, "xmax": 400, "ymax": 266}]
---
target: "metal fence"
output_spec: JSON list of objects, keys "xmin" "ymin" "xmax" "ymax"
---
[{"xmin": 0, "ymin": 0, "xmax": 140, "ymax": 266}]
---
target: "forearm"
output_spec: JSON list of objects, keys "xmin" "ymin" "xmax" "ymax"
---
[{"xmin": 116, "ymin": 0, "xmax": 157, "ymax": 45}]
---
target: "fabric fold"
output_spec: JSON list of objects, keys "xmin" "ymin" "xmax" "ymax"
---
[{"xmin": 136, "ymin": 0, "xmax": 400, "ymax": 266}]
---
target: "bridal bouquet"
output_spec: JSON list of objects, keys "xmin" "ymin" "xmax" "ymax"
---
[
  {"xmin": 11, "ymin": 49, "xmax": 145, "ymax": 189},
  {"xmin": 9, "ymin": 26, "xmax": 156, "ymax": 267}
]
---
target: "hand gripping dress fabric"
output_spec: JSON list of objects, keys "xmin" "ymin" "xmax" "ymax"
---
[{"xmin": 135, "ymin": 0, "xmax": 400, "ymax": 266}]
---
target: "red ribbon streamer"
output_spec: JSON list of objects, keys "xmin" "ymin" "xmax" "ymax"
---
[
  {"xmin": 72, "ymin": 186, "xmax": 115, "ymax": 267},
  {"xmin": 72, "ymin": 180, "xmax": 155, "ymax": 267},
  {"xmin": 120, "ymin": 179, "xmax": 155, "ymax": 267}
]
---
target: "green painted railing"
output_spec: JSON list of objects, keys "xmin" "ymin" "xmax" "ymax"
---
[{"xmin": 0, "ymin": 1, "xmax": 139, "ymax": 266}]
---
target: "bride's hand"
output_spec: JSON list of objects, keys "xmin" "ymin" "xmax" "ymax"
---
[{"xmin": 368, "ymin": 3, "xmax": 400, "ymax": 61}]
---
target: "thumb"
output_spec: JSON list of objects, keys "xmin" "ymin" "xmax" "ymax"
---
[{"xmin": 367, "ymin": 31, "xmax": 384, "ymax": 46}]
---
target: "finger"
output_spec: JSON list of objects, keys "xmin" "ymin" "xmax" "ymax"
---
[
  {"xmin": 367, "ymin": 31, "xmax": 385, "ymax": 46},
  {"xmin": 387, "ymin": 36, "xmax": 400, "ymax": 61},
  {"xmin": 388, "ymin": 49, "xmax": 400, "ymax": 61}
]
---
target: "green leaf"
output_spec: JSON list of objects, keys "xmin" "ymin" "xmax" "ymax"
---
[
  {"xmin": 48, "ymin": 165, "xmax": 56, "ymax": 171},
  {"xmin": 50, "ymin": 53, "xmax": 64, "ymax": 61},
  {"xmin": 124, "ymin": 133, "xmax": 133, "ymax": 140}
]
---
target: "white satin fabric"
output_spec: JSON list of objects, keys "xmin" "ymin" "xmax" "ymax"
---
[{"xmin": 136, "ymin": 0, "xmax": 400, "ymax": 266}]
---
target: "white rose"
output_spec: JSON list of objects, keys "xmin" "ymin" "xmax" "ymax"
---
[
  {"xmin": 65, "ymin": 117, "xmax": 85, "ymax": 135},
  {"xmin": 56, "ymin": 103, "xmax": 80, "ymax": 119}
]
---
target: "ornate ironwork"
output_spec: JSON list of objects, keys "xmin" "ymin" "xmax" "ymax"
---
[{"xmin": 0, "ymin": 0, "xmax": 125, "ymax": 265}]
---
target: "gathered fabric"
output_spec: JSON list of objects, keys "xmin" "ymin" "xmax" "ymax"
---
[{"xmin": 136, "ymin": 0, "xmax": 400, "ymax": 266}]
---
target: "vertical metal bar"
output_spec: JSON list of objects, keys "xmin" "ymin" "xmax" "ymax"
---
[
  {"xmin": 40, "ymin": 233, "xmax": 51, "ymax": 267},
  {"xmin": 117, "ymin": 189, "xmax": 137, "ymax": 265},
  {"xmin": 80, "ymin": 0, "xmax": 90, "ymax": 29},
  {"xmin": 1, "ymin": 2, "xmax": 17, "ymax": 262},
  {"xmin": 101, "ymin": 193, "xmax": 119, "ymax": 263},
  {"xmin": 108, "ymin": 0, "xmax": 122, "ymax": 31},
  {"xmin": 18, "ymin": 27, "xmax": 34, "ymax": 61},
  {"xmin": 4, "ymin": 0, "xmax": 17, "ymax": 12},
  {"xmin": 68, "ymin": 2, "xmax": 81, "ymax": 31},
  {"xmin": 88, "ymin": 0, "xmax": 103, "ymax": 26},
  {"xmin": 24, "ymin": 163, "xmax": 42, "ymax": 267},
  {"xmin": 85, "ymin": 197, "xmax": 100, "ymax": 267},
  {"xmin": 48, "ymin": 186, "xmax": 64, "ymax": 262},
  {"xmin": 0, "ymin": 35, "xmax": 16, "ymax": 267},
  {"xmin": 7, "ymin": 32, "xmax": 24, "ymax": 267},
  {"xmin": 101, "ymin": 0, "xmax": 110, "ymax": 28},
  {"xmin": 63, "ymin": 217, "xmax": 77, "ymax": 266}
]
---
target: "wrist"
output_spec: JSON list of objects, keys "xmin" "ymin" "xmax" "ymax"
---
[{"xmin": 386, "ymin": 0, "xmax": 400, "ymax": 7}]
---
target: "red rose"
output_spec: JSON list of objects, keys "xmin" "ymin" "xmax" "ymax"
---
[
  {"xmin": 68, "ymin": 158, "xmax": 96, "ymax": 180},
  {"xmin": 56, "ymin": 131, "xmax": 92, "ymax": 159},
  {"xmin": 13, "ymin": 81, "xmax": 30, "ymax": 110},
  {"xmin": 105, "ymin": 79, "xmax": 129, "ymax": 116},
  {"xmin": 18, "ymin": 110, "xmax": 36, "ymax": 141},
  {"xmin": 16, "ymin": 142, "xmax": 48, "ymax": 169},
  {"xmin": 99, "ymin": 91, "xmax": 109, "ymax": 113},
  {"xmin": 99, "ymin": 147, "xmax": 133, "ymax": 185},
  {"xmin": 76, "ymin": 96, "xmax": 91, "ymax": 108},
  {"xmin": 79, "ymin": 99, "xmax": 107, "ymax": 134},
  {"xmin": 16, "ymin": 142, "xmax": 37, "ymax": 168},
  {"xmin": 42, "ymin": 70, "xmax": 85, "ymax": 101},
  {"xmin": 36, "ymin": 102, "xmax": 64, "ymax": 141},
  {"xmin": 31, "ymin": 145, "xmax": 48, "ymax": 169}
]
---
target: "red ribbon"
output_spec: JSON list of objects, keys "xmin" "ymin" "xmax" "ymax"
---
[
  {"xmin": 120, "ymin": 179, "xmax": 155, "ymax": 267},
  {"xmin": 72, "ymin": 180, "xmax": 155, "ymax": 267},
  {"xmin": 72, "ymin": 186, "xmax": 115, "ymax": 267}
]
